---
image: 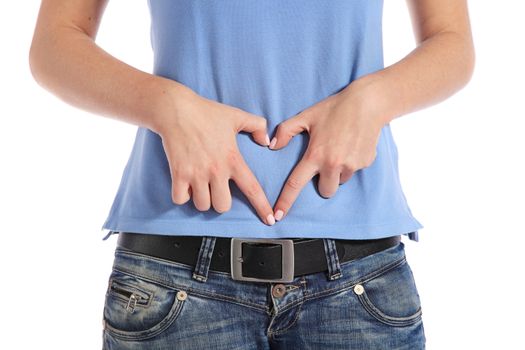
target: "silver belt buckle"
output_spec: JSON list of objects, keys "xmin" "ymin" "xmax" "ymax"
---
[{"xmin": 230, "ymin": 238, "xmax": 295, "ymax": 283}]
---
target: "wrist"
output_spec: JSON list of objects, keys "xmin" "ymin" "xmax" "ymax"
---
[
  {"xmin": 343, "ymin": 73, "xmax": 403, "ymax": 127},
  {"xmin": 148, "ymin": 78, "xmax": 197, "ymax": 136}
]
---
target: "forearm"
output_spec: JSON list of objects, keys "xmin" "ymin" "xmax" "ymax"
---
[
  {"xmin": 28, "ymin": 24, "xmax": 191, "ymax": 134},
  {"xmin": 346, "ymin": 30, "xmax": 475, "ymax": 126}
]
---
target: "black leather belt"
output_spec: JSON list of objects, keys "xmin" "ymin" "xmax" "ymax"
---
[{"xmin": 116, "ymin": 232, "xmax": 402, "ymax": 283}]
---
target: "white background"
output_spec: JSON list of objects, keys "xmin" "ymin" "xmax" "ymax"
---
[{"xmin": 1, "ymin": 1, "xmax": 524, "ymax": 349}]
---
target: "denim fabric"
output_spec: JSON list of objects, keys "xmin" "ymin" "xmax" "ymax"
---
[{"xmin": 102, "ymin": 238, "xmax": 425, "ymax": 349}]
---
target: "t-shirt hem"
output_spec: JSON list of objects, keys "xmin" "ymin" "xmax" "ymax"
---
[{"xmin": 101, "ymin": 216, "xmax": 423, "ymax": 242}]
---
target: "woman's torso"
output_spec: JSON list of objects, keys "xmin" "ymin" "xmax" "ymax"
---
[{"xmin": 102, "ymin": 0, "xmax": 423, "ymax": 241}]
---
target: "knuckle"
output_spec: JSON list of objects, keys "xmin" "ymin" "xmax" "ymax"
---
[
  {"xmin": 173, "ymin": 166, "xmax": 193, "ymax": 181},
  {"xmin": 324, "ymin": 155, "xmax": 343, "ymax": 170},
  {"xmin": 258, "ymin": 116, "xmax": 268, "ymax": 129},
  {"xmin": 304, "ymin": 147, "xmax": 322, "ymax": 164},
  {"xmin": 194, "ymin": 201, "xmax": 210, "ymax": 212},
  {"xmin": 225, "ymin": 148, "xmax": 242, "ymax": 168},
  {"xmin": 172, "ymin": 193, "xmax": 189, "ymax": 205},
  {"xmin": 285, "ymin": 177, "xmax": 301, "ymax": 191},
  {"xmin": 192, "ymin": 172, "xmax": 209, "ymax": 185},
  {"xmin": 319, "ymin": 190, "xmax": 335, "ymax": 199},
  {"xmin": 207, "ymin": 161, "xmax": 222, "ymax": 178},
  {"xmin": 230, "ymin": 164, "xmax": 247, "ymax": 180},
  {"xmin": 214, "ymin": 202, "xmax": 231, "ymax": 214},
  {"xmin": 343, "ymin": 161, "xmax": 356, "ymax": 173},
  {"xmin": 276, "ymin": 122, "xmax": 288, "ymax": 134},
  {"xmin": 277, "ymin": 122, "xmax": 294, "ymax": 139},
  {"xmin": 235, "ymin": 111, "xmax": 250, "ymax": 130},
  {"xmin": 244, "ymin": 181, "xmax": 261, "ymax": 199}
]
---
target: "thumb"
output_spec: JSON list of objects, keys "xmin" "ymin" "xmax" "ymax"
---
[
  {"xmin": 269, "ymin": 113, "xmax": 309, "ymax": 150},
  {"xmin": 234, "ymin": 110, "xmax": 270, "ymax": 147}
]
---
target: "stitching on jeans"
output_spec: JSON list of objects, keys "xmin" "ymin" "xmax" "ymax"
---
[
  {"xmin": 357, "ymin": 290, "xmax": 423, "ymax": 327},
  {"xmin": 192, "ymin": 273, "xmax": 207, "ymax": 282},
  {"xmin": 267, "ymin": 301, "xmax": 304, "ymax": 336},
  {"xmin": 104, "ymin": 295, "xmax": 186, "ymax": 341},
  {"xmin": 112, "ymin": 253, "xmax": 405, "ymax": 315},
  {"xmin": 313, "ymin": 256, "xmax": 406, "ymax": 299},
  {"xmin": 276, "ymin": 256, "xmax": 407, "ymax": 313},
  {"xmin": 324, "ymin": 238, "xmax": 343, "ymax": 280},
  {"xmin": 193, "ymin": 237, "xmax": 209, "ymax": 277},
  {"xmin": 107, "ymin": 277, "xmax": 154, "ymax": 309},
  {"xmin": 111, "ymin": 245, "xmax": 405, "ymax": 315},
  {"xmin": 114, "ymin": 267, "xmax": 268, "ymax": 310},
  {"xmin": 112, "ymin": 267, "xmax": 269, "ymax": 313},
  {"xmin": 286, "ymin": 285, "xmax": 300, "ymax": 291}
]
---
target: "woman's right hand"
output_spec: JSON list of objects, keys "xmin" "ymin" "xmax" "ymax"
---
[{"xmin": 151, "ymin": 82, "xmax": 276, "ymax": 226}]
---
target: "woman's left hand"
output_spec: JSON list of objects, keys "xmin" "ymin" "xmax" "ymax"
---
[{"xmin": 270, "ymin": 79, "xmax": 390, "ymax": 222}]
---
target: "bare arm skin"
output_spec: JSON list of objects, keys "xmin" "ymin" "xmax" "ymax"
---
[
  {"xmin": 354, "ymin": 0, "xmax": 476, "ymax": 124},
  {"xmin": 270, "ymin": 0, "xmax": 475, "ymax": 222},
  {"xmin": 29, "ymin": 0, "xmax": 277, "ymax": 225},
  {"xmin": 29, "ymin": 0, "xmax": 169, "ymax": 132}
]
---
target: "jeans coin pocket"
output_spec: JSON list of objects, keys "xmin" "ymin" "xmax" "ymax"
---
[
  {"xmin": 103, "ymin": 269, "xmax": 187, "ymax": 341},
  {"xmin": 353, "ymin": 257, "xmax": 423, "ymax": 327}
]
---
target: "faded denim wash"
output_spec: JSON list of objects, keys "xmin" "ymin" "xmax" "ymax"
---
[{"xmin": 102, "ymin": 238, "xmax": 425, "ymax": 349}]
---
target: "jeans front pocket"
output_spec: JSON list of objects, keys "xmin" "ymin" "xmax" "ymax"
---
[
  {"xmin": 103, "ymin": 269, "xmax": 187, "ymax": 341},
  {"xmin": 353, "ymin": 257, "xmax": 423, "ymax": 327}
]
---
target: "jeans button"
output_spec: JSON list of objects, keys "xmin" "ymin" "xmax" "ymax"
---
[
  {"xmin": 272, "ymin": 283, "xmax": 286, "ymax": 298},
  {"xmin": 176, "ymin": 290, "xmax": 187, "ymax": 301},
  {"xmin": 353, "ymin": 284, "xmax": 364, "ymax": 295}
]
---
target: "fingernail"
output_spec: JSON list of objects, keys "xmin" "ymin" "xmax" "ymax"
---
[
  {"xmin": 265, "ymin": 134, "xmax": 270, "ymax": 146},
  {"xmin": 266, "ymin": 213, "xmax": 275, "ymax": 225},
  {"xmin": 274, "ymin": 209, "xmax": 284, "ymax": 221},
  {"xmin": 269, "ymin": 137, "xmax": 277, "ymax": 149}
]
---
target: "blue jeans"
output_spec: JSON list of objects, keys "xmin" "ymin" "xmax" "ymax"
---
[{"xmin": 102, "ymin": 238, "xmax": 426, "ymax": 349}]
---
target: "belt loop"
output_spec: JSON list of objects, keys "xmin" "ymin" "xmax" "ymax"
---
[
  {"xmin": 322, "ymin": 238, "xmax": 342, "ymax": 281},
  {"xmin": 192, "ymin": 236, "xmax": 217, "ymax": 283}
]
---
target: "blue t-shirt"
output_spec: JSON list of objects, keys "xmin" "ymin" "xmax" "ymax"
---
[{"xmin": 102, "ymin": 0, "xmax": 423, "ymax": 241}]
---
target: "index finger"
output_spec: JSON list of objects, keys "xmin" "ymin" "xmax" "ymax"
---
[
  {"xmin": 230, "ymin": 160, "xmax": 275, "ymax": 226},
  {"xmin": 273, "ymin": 158, "xmax": 318, "ymax": 221}
]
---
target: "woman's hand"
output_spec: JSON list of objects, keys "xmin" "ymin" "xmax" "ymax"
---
[
  {"xmin": 269, "ymin": 79, "xmax": 388, "ymax": 222},
  {"xmin": 153, "ymin": 84, "xmax": 276, "ymax": 225}
]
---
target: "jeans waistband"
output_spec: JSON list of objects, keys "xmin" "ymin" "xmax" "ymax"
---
[{"xmin": 110, "ymin": 240, "xmax": 407, "ymax": 313}]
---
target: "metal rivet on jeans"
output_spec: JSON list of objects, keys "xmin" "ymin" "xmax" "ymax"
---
[
  {"xmin": 272, "ymin": 283, "xmax": 286, "ymax": 298},
  {"xmin": 176, "ymin": 290, "xmax": 187, "ymax": 301},
  {"xmin": 353, "ymin": 284, "xmax": 364, "ymax": 295}
]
